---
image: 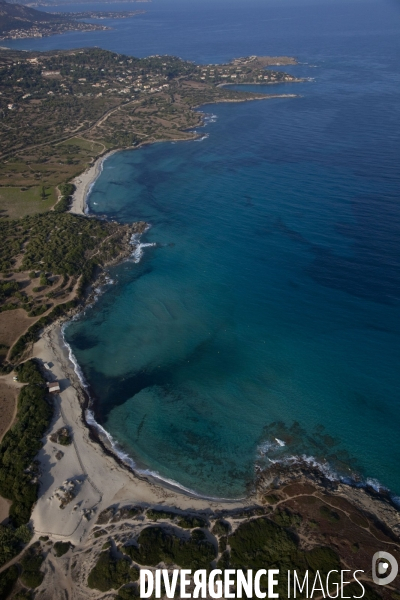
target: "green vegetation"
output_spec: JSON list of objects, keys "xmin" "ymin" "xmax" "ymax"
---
[
  {"xmin": 53, "ymin": 196, "xmax": 70, "ymax": 212},
  {"xmin": 0, "ymin": 360, "xmax": 52, "ymax": 527},
  {"xmin": 227, "ymin": 516, "xmax": 341, "ymax": 596},
  {"xmin": 20, "ymin": 545, "xmax": 44, "ymax": 588},
  {"xmin": 218, "ymin": 549, "xmax": 230, "ymax": 569},
  {"xmin": 116, "ymin": 585, "xmax": 140, "ymax": 600},
  {"xmin": 0, "ymin": 280, "xmax": 19, "ymax": 303},
  {"xmin": 218, "ymin": 536, "xmax": 227, "ymax": 553},
  {"xmin": 0, "ymin": 343, "xmax": 9, "ymax": 364},
  {"xmin": 53, "ymin": 541, "xmax": 73, "ymax": 557},
  {"xmin": 177, "ymin": 515, "xmax": 208, "ymax": 529},
  {"xmin": 54, "ymin": 182, "xmax": 76, "ymax": 214},
  {"xmin": 273, "ymin": 508, "xmax": 302, "ymax": 528},
  {"xmin": 0, "ymin": 210, "xmax": 139, "ymax": 363},
  {"xmin": 93, "ymin": 528, "xmax": 107, "ymax": 538},
  {"xmin": 0, "ymin": 186, "xmax": 57, "ymax": 219},
  {"xmin": 122, "ymin": 526, "xmax": 216, "ymax": 569},
  {"xmin": 21, "ymin": 213, "xmax": 109, "ymax": 277},
  {"xmin": 146, "ymin": 508, "xmax": 177, "ymax": 522},
  {"xmin": 211, "ymin": 519, "xmax": 231, "ymax": 536},
  {"xmin": 263, "ymin": 494, "xmax": 280, "ymax": 504},
  {"xmin": 0, "ymin": 565, "xmax": 19, "ymax": 599},
  {"xmin": 0, "ymin": 47, "xmax": 296, "ymax": 196},
  {"xmin": 229, "ymin": 517, "xmax": 298, "ymax": 570},
  {"xmin": 2, "ymin": 207, "xmax": 127, "ymax": 276},
  {"xmin": 87, "ymin": 550, "xmax": 132, "ymax": 592},
  {"xmin": 15, "ymin": 359, "xmax": 45, "ymax": 384},
  {"xmin": 129, "ymin": 566, "xmax": 140, "ymax": 581},
  {"xmin": 0, "ymin": 523, "xmax": 32, "ymax": 568},
  {"xmin": 144, "ymin": 510, "xmax": 206, "ymax": 529},
  {"xmin": 0, "ymin": 210, "xmax": 136, "ymax": 346},
  {"xmin": 13, "ymin": 591, "xmax": 33, "ymax": 600},
  {"xmin": 319, "ymin": 505, "xmax": 341, "ymax": 523}
]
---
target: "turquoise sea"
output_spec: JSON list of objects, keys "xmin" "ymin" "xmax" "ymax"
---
[{"xmin": 10, "ymin": 0, "xmax": 400, "ymax": 498}]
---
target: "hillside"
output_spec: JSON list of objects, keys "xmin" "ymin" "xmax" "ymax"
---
[
  {"xmin": 0, "ymin": 0, "xmax": 69, "ymax": 32},
  {"xmin": 0, "ymin": 0, "xmax": 106, "ymax": 39}
]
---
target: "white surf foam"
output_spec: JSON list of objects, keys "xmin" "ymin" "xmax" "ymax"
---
[
  {"xmin": 85, "ymin": 155, "xmax": 106, "ymax": 213},
  {"xmin": 61, "ymin": 325, "xmax": 89, "ymax": 390},
  {"xmin": 365, "ymin": 477, "xmax": 388, "ymax": 493},
  {"xmin": 130, "ymin": 226, "xmax": 156, "ymax": 264},
  {"xmin": 85, "ymin": 408, "xmax": 245, "ymax": 501},
  {"xmin": 203, "ymin": 114, "xmax": 218, "ymax": 124},
  {"xmin": 257, "ymin": 442, "xmax": 395, "ymax": 498},
  {"xmin": 194, "ymin": 134, "xmax": 209, "ymax": 142}
]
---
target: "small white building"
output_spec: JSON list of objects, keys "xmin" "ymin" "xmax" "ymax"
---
[{"xmin": 47, "ymin": 381, "xmax": 61, "ymax": 394}]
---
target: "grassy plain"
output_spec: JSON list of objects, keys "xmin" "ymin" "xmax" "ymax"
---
[{"xmin": 0, "ymin": 185, "xmax": 57, "ymax": 218}]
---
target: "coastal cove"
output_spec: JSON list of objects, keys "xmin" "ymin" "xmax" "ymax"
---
[
  {"xmin": 0, "ymin": 1, "xmax": 400, "ymax": 596},
  {"xmin": 65, "ymin": 84, "xmax": 400, "ymax": 502},
  {"xmin": 26, "ymin": 0, "xmax": 394, "ymax": 501},
  {"xmin": 2, "ymin": 0, "xmax": 399, "ymax": 501}
]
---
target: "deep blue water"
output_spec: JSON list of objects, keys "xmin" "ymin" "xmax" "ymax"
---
[{"xmin": 10, "ymin": 0, "xmax": 400, "ymax": 498}]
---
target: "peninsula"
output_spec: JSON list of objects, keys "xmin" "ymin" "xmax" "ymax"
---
[
  {"xmin": 0, "ymin": 47, "xmax": 399, "ymax": 600},
  {"xmin": 0, "ymin": 0, "xmax": 111, "ymax": 41}
]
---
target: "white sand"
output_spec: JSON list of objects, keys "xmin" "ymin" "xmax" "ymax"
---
[
  {"xmin": 70, "ymin": 151, "xmax": 116, "ymax": 215},
  {"xmin": 31, "ymin": 325, "xmax": 251, "ymax": 545}
]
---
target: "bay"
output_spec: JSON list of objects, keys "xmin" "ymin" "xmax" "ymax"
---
[{"xmin": 9, "ymin": 0, "xmax": 400, "ymax": 498}]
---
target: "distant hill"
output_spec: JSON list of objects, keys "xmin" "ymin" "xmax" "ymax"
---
[
  {"xmin": 0, "ymin": 0, "xmax": 108, "ymax": 39},
  {"xmin": 0, "ymin": 0, "xmax": 71, "ymax": 33}
]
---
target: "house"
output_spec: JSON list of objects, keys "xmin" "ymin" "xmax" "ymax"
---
[
  {"xmin": 47, "ymin": 381, "xmax": 61, "ymax": 394},
  {"xmin": 42, "ymin": 71, "xmax": 61, "ymax": 77}
]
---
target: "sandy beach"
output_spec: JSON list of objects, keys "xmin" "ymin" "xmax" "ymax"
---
[
  {"xmin": 30, "ymin": 322, "xmax": 400, "ymax": 550},
  {"xmin": 68, "ymin": 93, "xmax": 296, "ymax": 216},
  {"xmin": 30, "ymin": 324, "xmax": 251, "ymax": 546},
  {"xmin": 70, "ymin": 150, "xmax": 117, "ymax": 215}
]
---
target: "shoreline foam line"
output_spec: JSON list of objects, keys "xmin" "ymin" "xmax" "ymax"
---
[
  {"xmin": 66, "ymin": 112, "xmax": 400, "ymax": 509},
  {"xmin": 85, "ymin": 157, "xmax": 104, "ymax": 214},
  {"xmin": 62, "ymin": 315, "xmax": 399, "ymax": 506},
  {"xmin": 67, "ymin": 141, "xmax": 400, "ymax": 506},
  {"xmin": 60, "ymin": 320, "xmax": 246, "ymax": 502},
  {"xmin": 70, "ymin": 148, "xmax": 118, "ymax": 216}
]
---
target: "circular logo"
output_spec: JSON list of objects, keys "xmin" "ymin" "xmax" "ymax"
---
[{"xmin": 372, "ymin": 552, "xmax": 398, "ymax": 586}]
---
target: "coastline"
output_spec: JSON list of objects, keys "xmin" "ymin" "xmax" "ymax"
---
[
  {"xmin": 217, "ymin": 79, "xmax": 305, "ymax": 88},
  {"xmin": 29, "ymin": 321, "xmax": 400, "ymax": 549},
  {"xmin": 70, "ymin": 150, "xmax": 118, "ymax": 216},
  {"xmin": 69, "ymin": 93, "xmax": 298, "ymax": 216},
  {"xmin": 25, "ymin": 94, "xmax": 398, "ymax": 553},
  {"xmin": 30, "ymin": 323, "xmax": 250, "ymax": 545}
]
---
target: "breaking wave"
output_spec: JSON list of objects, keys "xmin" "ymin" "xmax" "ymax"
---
[{"xmin": 130, "ymin": 226, "xmax": 156, "ymax": 263}]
